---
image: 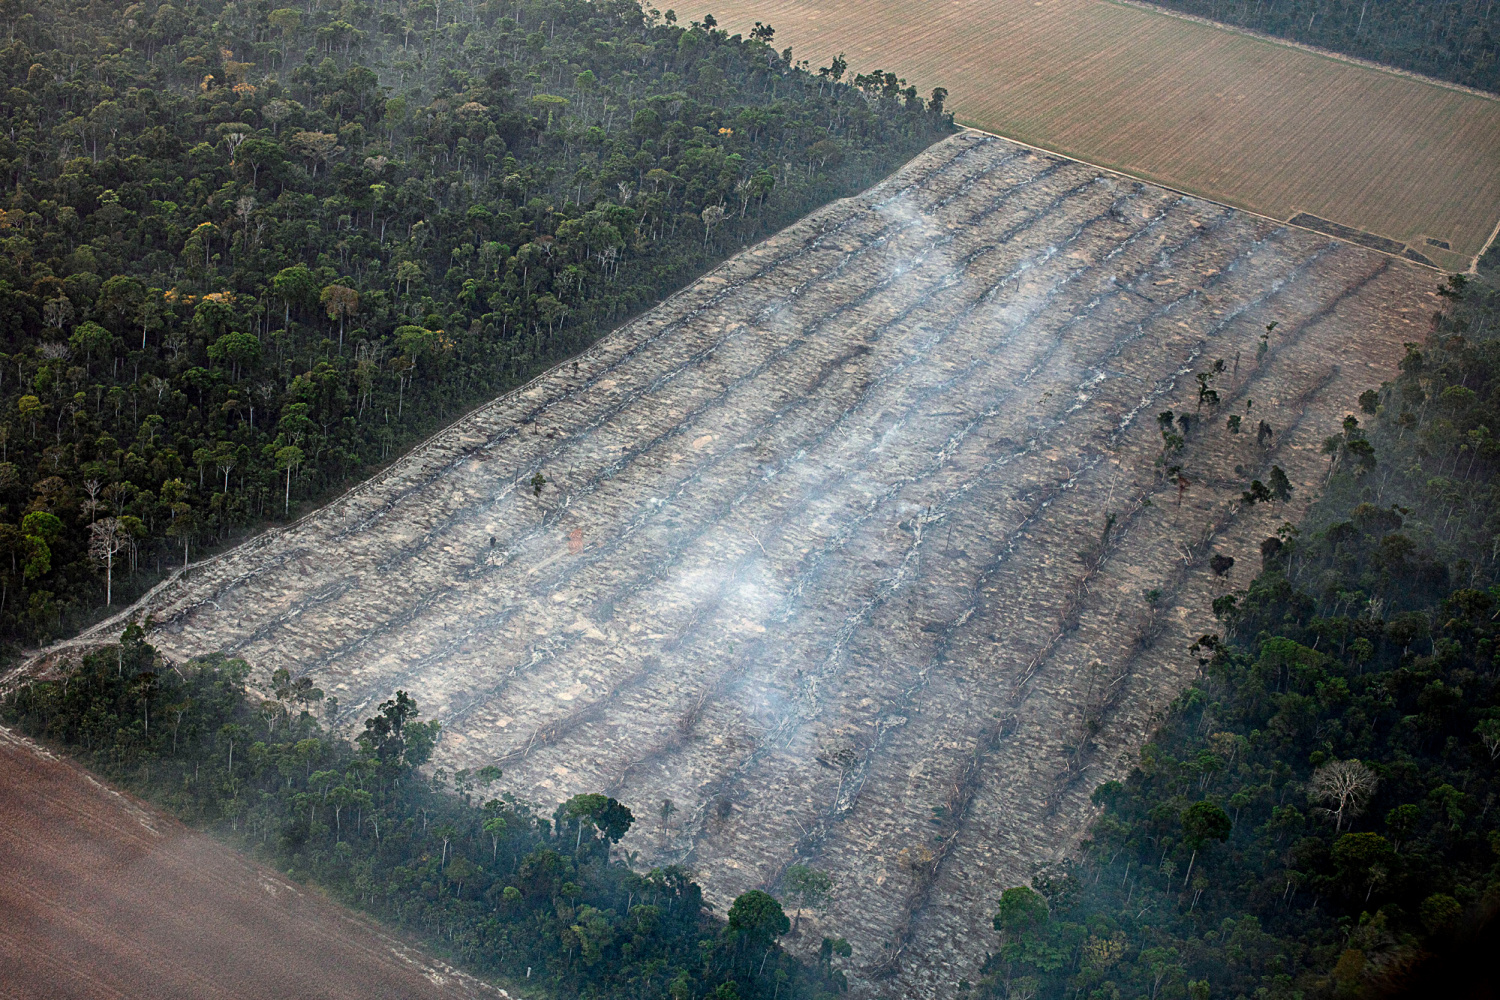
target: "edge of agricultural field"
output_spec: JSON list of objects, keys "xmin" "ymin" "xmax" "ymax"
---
[
  {"xmin": 0, "ymin": 723, "xmax": 521, "ymax": 1000},
  {"xmin": 1109, "ymin": 0, "xmax": 1500, "ymax": 103},
  {"xmin": 954, "ymin": 125, "xmax": 1463, "ymax": 273},
  {"xmin": 1478, "ymin": 215, "xmax": 1500, "ymax": 275}
]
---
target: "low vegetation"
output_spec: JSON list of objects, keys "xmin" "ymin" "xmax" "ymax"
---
[
  {"xmin": 977, "ymin": 264, "xmax": 1500, "ymax": 998},
  {"xmin": 0, "ymin": 0, "xmax": 950, "ymax": 650},
  {"xmin": 1, "ymin": 630, "xmax": 853, "ymax": 999}
]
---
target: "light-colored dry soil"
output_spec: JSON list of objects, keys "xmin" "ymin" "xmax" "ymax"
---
[
  {"xmin": 34, "ymin": 132, "xmax": 1439, "ymax": 996},
  {"xmin": 708, "ymin": 0, "xmax": 1500, "ymax": 273},
  {"xmin": 0, "ymin": 726, "xmax": 507, "ymax": 1000}
]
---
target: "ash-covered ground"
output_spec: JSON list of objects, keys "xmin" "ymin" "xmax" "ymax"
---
[{"xmin": 86, "ymin": 132, "xmax": 1435, "ymax": 995}]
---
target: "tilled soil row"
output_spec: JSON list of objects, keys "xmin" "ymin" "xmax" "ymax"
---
[{"xmin": 27, "ymin": 132, "xmax": 1439, "ymax": 998}]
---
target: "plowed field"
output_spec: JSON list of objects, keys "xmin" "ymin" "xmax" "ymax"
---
[
  {"xmin": 708, "ymin": 0, "xmax": 1500, "ymax": 273},
  {"xmin": 0, "ymin": 727, "xmax": 507, "ymax": 1000},
  {"xmin": 34, "ymin": 132, "xmax": 1439, "ymax": 996}
]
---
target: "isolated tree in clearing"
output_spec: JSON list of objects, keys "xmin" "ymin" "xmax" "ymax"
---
[
  {"xmin": 727, "ymin": 889, "xmax": 791, "ymax": 974},
  {"xmin": 783, "ymin": 864, "xmax": 833, "ymax": 933}
]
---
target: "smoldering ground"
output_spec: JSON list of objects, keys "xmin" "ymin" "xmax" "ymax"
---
[{"xmin": 42, "ymin": 132, "xmax": 1438, "ymax": 996}]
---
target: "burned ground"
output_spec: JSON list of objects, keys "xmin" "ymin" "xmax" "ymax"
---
[
  {"xmin": 47, "ymin": 132, "xmax": 1437, "ymax": 996},
  {"xmin": 0, "ymin": 726, "xmax": 504, "ymax": 1000}
]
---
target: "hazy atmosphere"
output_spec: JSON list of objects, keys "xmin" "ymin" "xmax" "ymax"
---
[{"xmin": 3, "ymin": 1, "xmax": 1497, "ymax": 999}]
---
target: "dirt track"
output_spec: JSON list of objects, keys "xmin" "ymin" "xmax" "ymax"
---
[
  {"xmin": 51, "ymin": 132, "xmax": 1437, "ymax": 995},
  {"xmin": 0, "ymin": 728, "xmax": 505, "ymax": 1000}
]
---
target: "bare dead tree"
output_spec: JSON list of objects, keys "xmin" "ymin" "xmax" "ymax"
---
[
  {"xmin": 1307, "ymin": 759, "xmax": 1378, "ymax": 832},
  {"xmin": 88, "ymin": 517, "xmax": 129, "ymax": 606},
  {"xmin": 80, "ymin": 478, "xmax": 102, "ymax": 523}
]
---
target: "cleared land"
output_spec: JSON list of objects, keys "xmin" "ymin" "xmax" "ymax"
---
[
  {"xmin": 709, "ymin": 0, "xmax": 1500, "ymax": 273},
  {"xmin": 34, "ymin": 132, "xmax": 1437, "ymax": 996},
  {"xmin": 0, "ymin": 727, "xmax": 506, "ymax": 1000}
]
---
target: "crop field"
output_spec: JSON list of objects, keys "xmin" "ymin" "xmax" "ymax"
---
[
  {"xmin": 0, "ymin": 727, "xmax": 504, "ymax": 1000},
  {"xmin": 36, "ymin": 133, "xmax": 1437, "ymax": 996},
  {"xmin": 709, "ymin": 0, "xmax": 1500, "ymax": 274}
]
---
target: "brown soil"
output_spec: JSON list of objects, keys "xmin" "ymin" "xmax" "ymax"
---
[
  {"xmin": 0, "ymin": 727, "xmax": 508, "ymax": 1000},
  {"xmin": 707, "ymin": 0, "xmax": 1500, "ymax": 272}
]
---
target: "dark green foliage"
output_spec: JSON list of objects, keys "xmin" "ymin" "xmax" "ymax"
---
[
  {"xmin": 977, "ymin": 273, "xmax": 1500, "ymax": 999},
  {"xmin": 1, "ymin": 633, "xmax": 851, "ymax": 999},
  {"xmin": 726, "ymin": 890, "xmax": 791, "ymax": 955},
  {"xmin": 1178, "ymin": 800, "xmax": 1230, "ymax": 851},
  {"xmin": 993, "ymin": 885, "xmax": 1050, "ymax": 937},
  {"xmin": 0, "ymin": 0, "xmax": 951, "ymax": 649},
  {"xmin": 1148, "ymin": 0, "xmax": 1500, "ymax": 93}
]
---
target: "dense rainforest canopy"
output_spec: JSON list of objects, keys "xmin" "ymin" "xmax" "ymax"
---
[
  {"xmin": 0, "ymin": 0, "xmax": 951, "ymax": 651},
  {"xmin": 975, "ymin": 260, "xmax": 1500, "ymax": 999},
  {"xmin": 1151, "ymin": 0, "xmax": 1499, "ymax": 92}
]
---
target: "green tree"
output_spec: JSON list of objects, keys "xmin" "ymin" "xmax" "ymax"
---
[
  {"xmin": 206, "ymin": 331, "xmax": 261, "ymax": 381},
  {"xmin": 320, "ymin": 284, "xmax": 359, "ymax": 350},
  {"xmin": 1475, "ymin": 718, "xmax": 1500, "ymax": 761},
  {"xmin": 17, "ymin": 395, "xmax": 44, "ymax": 439},
  {"xmin": 272, "ymin": 265, "xmax": 319, "ymax": 329},
  {"xmin": 555, "ymin": 793, "xmax": 634, "ymax": 852},
  {"xmin": 726, "ymin": 889, "xmax": 790, "ymax": 968},
  {"xmin": 235, "ymin": 138, "xmax": 285, "ymax": 185},
  {"xmin": 1179, "ymin": 800, "xmax": 1231, "ymax": 884},
  {"xmin": 1331, "ymin": 832, "xmax": 1397, "ymax": 903},
  {"xmin": 20, "ymin": 511, "xmax": 64, "ymax": 582},
  {"xmin": 1420, "ymin": 893, "xmax": 1462, "ymax": 934},
  {"xmin": 992, "ymin": 885, "xmax": 1076, "ymax": 974},
  {"xmin": 1267, "ymin": 465, "xmax": 1292, "ymax": 501},
  {"xmin": 69, "ymin": 321, "xmax": 113, "ymax": 366},
  {"xmin": 268, "ymin": 7, "xmax": 302, "ymax": 60},
  {"xmin": 165, "ymin": 496, "xmax": 200, "ymax": 571},
  {"xmin": 783, "ymin": 864, "xmax": 832, "ymax": 933},
  {"xmin": 993, "ymin": 885, "xmax": 1049, "ymax": 943},
  {"xmin": 482, "ymin": 814, "xmax": 508, "ymax": 859},
  {"xmin": 96, "ymin": 274, "xmax": 145, "ymax": 333}
]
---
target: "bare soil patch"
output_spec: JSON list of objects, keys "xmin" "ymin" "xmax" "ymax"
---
[
  {"xmin": 0, "ymin": 728, "xmax": 505, "ymax": 1000},
  {"xmin": 708, "ymin": 0, "xmax": 1500, "ymax": 273},
  {"xmin": 32, "ymin": 132, "xmax": 1439, "ymax": 996}
]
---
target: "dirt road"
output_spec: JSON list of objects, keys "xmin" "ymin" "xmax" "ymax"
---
[{"xmin": 57, "ymin": 131, "xmax": 1435, "ymax": 995}]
